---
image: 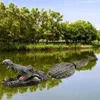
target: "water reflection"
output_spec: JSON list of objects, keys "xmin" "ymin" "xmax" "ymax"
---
[{"xmin": 0, "ymin": 50, "xmax": 97, "ymax": 100}]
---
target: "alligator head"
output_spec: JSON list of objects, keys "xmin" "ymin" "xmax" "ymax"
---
[{"xmin": 2, "ymin": 59, "xmax": 48, "ymax": 87}]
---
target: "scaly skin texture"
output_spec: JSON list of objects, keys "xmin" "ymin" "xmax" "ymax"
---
[
  {"xmin": 2, "ymin": 59, "xmax": 48, "ymax": 87},
  {"xmin": 48, "ymin": 62, "xmax": 75, "ymax": 79},
  {"xmin": 2, "ymin": 55, "xmax": 97, "ymax": 87}
]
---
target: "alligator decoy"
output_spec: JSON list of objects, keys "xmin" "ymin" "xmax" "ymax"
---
[{"xmin": 2, "ymin": 55, "xmax": 97, "ymax": 87}]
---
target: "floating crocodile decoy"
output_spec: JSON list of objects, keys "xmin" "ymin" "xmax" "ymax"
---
[{"xmin": 2, "ymin": 55, "xmax": 97, "ymax": 87}]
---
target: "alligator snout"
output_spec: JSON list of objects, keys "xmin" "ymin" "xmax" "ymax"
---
[{"xmin": 2, "ymin": 59, "xmax": 13, "ymax": 65}]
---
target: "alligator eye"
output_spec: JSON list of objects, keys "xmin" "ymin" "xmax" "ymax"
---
[
  {"xmin": 29, "ymin": 69, "xmax": 33, "ymax": 72},
  {"xmin": 21, "ymin": 71, "xmax": 26, "ymax": 75}
]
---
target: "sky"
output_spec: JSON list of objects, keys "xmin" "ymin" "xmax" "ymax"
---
[{"xmin": 0, "ymin": 0, "xmax": 100, "ymax": 29}]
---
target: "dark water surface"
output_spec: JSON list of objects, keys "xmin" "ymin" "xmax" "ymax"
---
[{"xmin": 0, "ymin": 49, "xmax": 100, "ymax": 100}]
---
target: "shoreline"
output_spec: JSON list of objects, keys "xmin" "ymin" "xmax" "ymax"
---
[{"xmin": 0, "ymin": 43, "xmax": 93, "ymax": 51}]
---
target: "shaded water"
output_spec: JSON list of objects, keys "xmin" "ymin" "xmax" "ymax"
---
[{"xmin": 0, "ymin": 49, "xmax": 100, "ymax": 100}]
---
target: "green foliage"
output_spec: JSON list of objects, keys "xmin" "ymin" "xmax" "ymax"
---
[
  {"xmin": 0, "ymin": 2, "xmax": 63, "ymax": 44},
  {"xmin": 26, "ymin": 43, "xmax": 67, "ymax": 51},
  {"xmin": 64, "ymin": 20, "xmax": 97, "ymax": 44},
  {"xmin": 0, "ymin": 2, "xmax": 98, "ymax": 49}
]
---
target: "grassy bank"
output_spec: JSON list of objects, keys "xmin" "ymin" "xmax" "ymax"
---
[
  {"xmin": 26, "ymin": 43, "xmax": 92, "ymax": 51},
  {"xmin": 0, "ymin": 42, "xmax": 94, "ymax": 51}
]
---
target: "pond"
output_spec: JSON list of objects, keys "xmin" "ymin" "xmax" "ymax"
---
[{"xmin": 0, "ymin": 49, "xmax": 100, "ymax": 100}]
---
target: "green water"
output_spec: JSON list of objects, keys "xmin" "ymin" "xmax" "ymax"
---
[{"xmin": 0, "ymin": 49, "xmax": 100, "ymax": 100}]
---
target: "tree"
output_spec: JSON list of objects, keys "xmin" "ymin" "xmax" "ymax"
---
[
  {"xmin": 40, "ymin": 9, "xmax": 63, "ymax": 43},
  {"xmin": 0, "ymin": 2, "xmax": 98, "ymax": 45},
  {"xmin": 64, "ymin": 20, "xmax": 97, "ymax": 44}
]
